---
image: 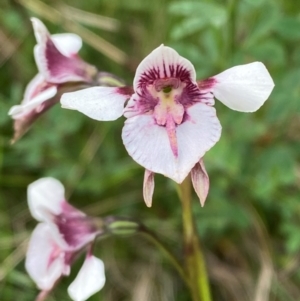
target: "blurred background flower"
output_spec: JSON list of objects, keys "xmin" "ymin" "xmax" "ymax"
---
[{"xmin": 0, "ymin": 0, "xmax": 300, "ymax": 300}]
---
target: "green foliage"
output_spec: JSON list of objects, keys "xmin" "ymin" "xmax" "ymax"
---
[{"xmin": 0, "ymin": 0, "xmax": 300, "ymax": 300}]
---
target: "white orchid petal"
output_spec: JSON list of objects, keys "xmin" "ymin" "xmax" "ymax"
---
[
  {"xmin": 61, "ymin": 87, "xmax": 131, "ymax": 121},
  {"xmin": 122, "ymin": 103, "xmax": 221, "ymax": 183},
  {"xmin": 25, "ymin": 223, "xmax": 67, "ymax": 290},
  {"xmin": 27, "ymin": 177, "xmax": 65, "ymax": 222},
  {"xmin": 51, "ymin": 33, "xmax": 82, "ymax": 57},
  {"xmin": 212, "ymin": 62, "xmax": 275, "ymax": 112},
  {"xmin": 68, "ymin": 256, "xmax": 105, "ymax": 301},
  {"xmin": 134, "ymin": 44, "xmax": 197, "ymax": 91},
  {"xmin": 8, "ymin": 86, "xmax": 57, "ymax": 119}
]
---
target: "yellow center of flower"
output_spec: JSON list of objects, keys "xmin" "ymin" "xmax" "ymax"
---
[{"xmin": 147, "ymin": 78, "xmax": 186, "ymax": 157}]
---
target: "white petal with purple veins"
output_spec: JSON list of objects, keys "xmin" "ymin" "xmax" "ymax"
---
[
  {"xmin": 122, "ymin": 103, "xmax": 221, "ymax": 183},
  {"xmin": 8, "ymin": 86, "xmax": 57, "ymax": 119},
  {"xmin": 25, "ymin": 223, "xmax": 68, "ymax": 290},
  {"xmin": 212, "ymin": 62, "xmax": 275, "ymax": 112},
  {"xmin": 61, "ymin": 87, "xmax": 130, "ymax": 121},
  {"xmin": 134, "ymin": 45, "xmax": 197, "ymax": 91},
  {"xmin": 68, "ymin": 255, "xmax": 105, "ymax": 301},
  {"xmin": 51, "ymin": 33, "xmax": 82, "ymax": 57},
  {"xmin": 27, "ymin": 177, "xmax": 65, "ymax": 222}
]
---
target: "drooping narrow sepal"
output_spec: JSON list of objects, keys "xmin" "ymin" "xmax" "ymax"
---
[
  {"xmin": 212, "ymin": 62, "xmax": 275, "ymax": 112},
  {"xmin": 68, "ymin": 255, "xmax": 105, "ymax": 301},
  {"xmin": 191, "ymin": 159, "xmax": 209, "ymax": 207},
  {"xmin": 143, "ymin": 169, "xmax": 155, "ymax": 207}
]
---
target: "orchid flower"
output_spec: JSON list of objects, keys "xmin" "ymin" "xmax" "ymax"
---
[
  {"xmin": 61, "ymin": 45, "xmax": 275, "ymax": 207},
  {"xmin": 8, "ymin": 18, "xmax": 122, "ymax": 142},
  {"xmin": 26, "ymin": 177, "xmax": 105, "ymax": 300}
]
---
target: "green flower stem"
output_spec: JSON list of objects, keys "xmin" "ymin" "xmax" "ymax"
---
[
  {"xmin": 139, "ymin": 227, "xmax": 190, "ymax": 289},
  {"xmin": 104, "ymin": 216, "xmax": 190, "ymax": 288},
  {"xmin": 177, "ymin": 178, "xmax": 211, "ymax": 301}
]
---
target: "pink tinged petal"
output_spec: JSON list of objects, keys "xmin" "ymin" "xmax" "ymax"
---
[
  {"xmin": 212, "ymin": 62, "xmax": 275, "ymax": 112},
  {"xmin": 68, "ymin": 255, "xmax": 105, "ymax": 301},
  {"xmin": 51, "ymin": 33, "xmax": 82, "ymax": 57},
  {"xmin": 191, "ymin": 159, "xmax": 209, "ymax": 207},
  {"xmin": 25, "ymin": 223, "xmax": 69, "ymax": 290},
  {"xmin": 122, "ymin": 103, "xmax": 222, "ymax": 183},
  {"xmin": 23, "ymin": 73, "xmax": 46, "ymax": 103},
  {"xmin": 143, "ymin": 170, "xmax": 155, "ymax": 207},
  {"xmin": 55, "ymin": 203, "xmax": 98, "ymax": 251},
  {"xmin": 31, "ymin": 18, "xmax": 96, "ymax": 84},
  {"xmin": 153, "ymin": 101, "xmax": 185, "ymax": 157},
  {"xmin": 8, "ymin": 86, "xmax": 57, "ymax": 119},
  {"xmin": 61, "ymin": 86, "xmax": 132, "ymax": 121},
  {"xmin": 27, "ymin": 177, "xmax": 65, "ymax": 222},
  {"xmin": 133, "ymin": 44, "xmax": 197, "ymax": 91}
]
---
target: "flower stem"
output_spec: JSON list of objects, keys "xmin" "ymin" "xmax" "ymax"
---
[
  {"xmin": 177, "ymin": 177, "xmax": 211, "ymax": 301},
  {"xmin": 104, "ymin": 216, "xmax": 190, "ymax": 288},
  {"xmin": 139, "ymin": 227, "xmax": 190, "ymax": 288}
]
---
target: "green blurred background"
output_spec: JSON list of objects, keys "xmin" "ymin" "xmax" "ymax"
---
[{"xmin": 1, "ymin": 0, "xmax": 300, "ymax": 300}]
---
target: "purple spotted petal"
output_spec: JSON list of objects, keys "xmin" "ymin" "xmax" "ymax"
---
[{"xmin": 122, "ymin": 103, "xmax": 221, "ymax": 183}]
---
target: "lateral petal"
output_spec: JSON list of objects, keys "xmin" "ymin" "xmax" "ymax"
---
[{"xmin": 212, "ymin": 62, "xmax": 275, "ymax": 112}]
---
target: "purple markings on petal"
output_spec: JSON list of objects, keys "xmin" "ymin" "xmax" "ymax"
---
[
  {"xmin": 197, "ymin": 78, "xmax": 217, "ymax": 90},
  {"xmin": 42, "ymin": 38, "xmax": 94, "ymax": 83},
  {"xmin": 138, "ymin": 64, "xmax": 192, "ymax": 89},
  {"xmin": 55, "ymin": 202, "xmax": 98, "ymax": 250},
  {"xmin": 117, "ymin": 86, "xmax": 134, "ymax": 96}
]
